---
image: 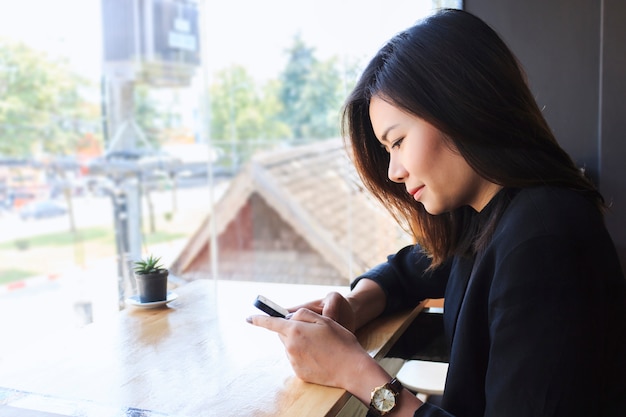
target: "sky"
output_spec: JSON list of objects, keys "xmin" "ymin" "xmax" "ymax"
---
[
  {"xmin": 0, "ymin": 0, "xmax": 443, "ymax": 83},
  {"xmin": 0, "ymin": 0, "xmax": 102, "ymax": 76},
  {"xmin": 201, "ymin": 0, "xmax": 436, "ymax": 80}
]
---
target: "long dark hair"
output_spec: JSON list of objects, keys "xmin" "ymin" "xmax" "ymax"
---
[{"xmin": 342, "ymin": 8, "xmax": 603, "ymax": 267}]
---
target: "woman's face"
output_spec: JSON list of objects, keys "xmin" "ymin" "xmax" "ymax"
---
[{"xmin": 369, "ymin": 95, "xmax": 501, "ymax": 214}]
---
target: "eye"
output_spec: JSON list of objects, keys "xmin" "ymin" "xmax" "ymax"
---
[{"xmin": 391, "ymin": 137, "xmax": 404, "ymax": 149}]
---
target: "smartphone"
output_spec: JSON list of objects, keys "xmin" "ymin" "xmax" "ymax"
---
[{"xmin": 254, "ymin": 295, "xmax": 289, "ymax": 318}]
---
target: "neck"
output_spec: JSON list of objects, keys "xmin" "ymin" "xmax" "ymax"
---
[{"xmin": 472, "ymin": 182, "xmax": 503, "ymax": 212}]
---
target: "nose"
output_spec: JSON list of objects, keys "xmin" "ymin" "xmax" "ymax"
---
[{"xmin": 387, "ymin": 153, "xmax": 407, "ymax": 183}]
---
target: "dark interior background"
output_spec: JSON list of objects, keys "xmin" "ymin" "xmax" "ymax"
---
[{"xmin": 465, "ymin": 0, "xmax": 626, "ymax": 270}]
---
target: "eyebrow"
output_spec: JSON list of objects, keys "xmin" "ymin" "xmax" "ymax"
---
[{"xmin": 379, "ymin": 124, "xmax": 399, "ymax": 143}]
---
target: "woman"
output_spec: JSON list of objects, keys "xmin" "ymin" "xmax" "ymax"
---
[{"xmin": 248, "ymin": 9, "xmax": 626, "ymax": 417}]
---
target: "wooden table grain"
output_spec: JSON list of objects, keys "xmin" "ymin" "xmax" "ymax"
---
[{"xmin": 0, "ymin": 279, "xmax": 422, "ymax": 417}]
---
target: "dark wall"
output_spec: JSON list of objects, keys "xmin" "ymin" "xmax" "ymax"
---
[
  {"xmin": 465, "ymin": 0, "xmax": 626, "ymax": 270},
  {"xmin": 600, "ymin": 0, "xmax": 626, "ymax": 269}
]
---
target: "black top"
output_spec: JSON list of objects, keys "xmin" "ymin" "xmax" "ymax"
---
[{"xmin": 354, "ymin": 186, "xmax": 626, "ymax": 417}]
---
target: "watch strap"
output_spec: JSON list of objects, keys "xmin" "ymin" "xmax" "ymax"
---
[{"xmin": 388, "ymin": 377, "xmax": 403, "ymax": 394}]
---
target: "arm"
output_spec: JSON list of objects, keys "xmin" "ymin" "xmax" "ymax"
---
[
  {"xmin": 354, "ymin": 245, "xmax": 450, "ymax": 315},
  {"xmin": 248, "ymin": 308, "xmax": 426, "ymax": 416},
  {"xmin": 294, "ymin": 244, "xmax": 448, "ymax": 331},
  {"xmin": 287, "ymin": 278, "xmax": 386, "ymax": 333},
  {"xmin": 345, "ymin": 278, "xmax": 386, "ymax": 330},
  {"xmin": 247, "ymin": 245, "xmax": 454, "ymax": 417}
]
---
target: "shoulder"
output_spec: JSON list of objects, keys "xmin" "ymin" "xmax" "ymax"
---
[{"xmin": 494, "ymin": 186, "xmax": 604, "ymax": 243}]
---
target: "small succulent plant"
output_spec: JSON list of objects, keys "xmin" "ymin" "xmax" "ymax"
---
[{"xmin": 133, "ymin": 254, "xmax": 166, "ymax": 275}]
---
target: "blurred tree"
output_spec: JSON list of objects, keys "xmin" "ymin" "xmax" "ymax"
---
[
  {"xmin": 206, "ymin": 37, "xmax": 362, "ymax": 170},
  {"xmin": 133, "ymin": 84, "xmax": 168, "ymax": 148},
  {"xmin": 278, "ymin": 34, "xmax": 315, "ymax": 140},
  {"xmin": 299, "ymin": 56, "xmax": 345, "ymax": 138},
  {"xmin": 0, "ymin": 38, "xmax": 99, "ymax": 157},
  {"xmin": 209, "ymin": 65, "xmax": 289, "ymax": 169},
  {"xmin": 277, "ymin": 35, "xmax": 347, "ymax": 140}
]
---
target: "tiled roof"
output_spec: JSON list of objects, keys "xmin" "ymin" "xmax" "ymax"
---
[{"xmin": 171, "ymin": 139, "xmax": 413, "ymax": 285}]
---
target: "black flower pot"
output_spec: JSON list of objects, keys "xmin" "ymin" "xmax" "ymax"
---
[{"xmin": 135, "ymin": 270, "xmax": 169, "ymax": 303}]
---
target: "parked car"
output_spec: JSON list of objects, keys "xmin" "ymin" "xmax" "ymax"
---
[{"xmin": 19, "ymin": 200, "xmax": 68, "ymax": 220}]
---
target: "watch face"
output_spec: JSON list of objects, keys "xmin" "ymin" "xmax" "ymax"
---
[{"xmin": 372, "ymin": 387, "xmax": 396, "ymax": 412}]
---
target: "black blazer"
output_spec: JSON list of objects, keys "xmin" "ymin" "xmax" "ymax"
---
[{"xmin": 355, "ymin": 187, "xmax": 626, "ymax": 417}]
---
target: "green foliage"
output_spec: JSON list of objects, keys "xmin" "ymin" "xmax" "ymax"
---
[
  {"xmin": 209, "ymin": 65, "xmax": 290, "ymax": 169},
  {"xmin": 0, "ymin": 228, "xmax": 112, "ymax": 250},
  {"xmin": 0, "ymin": 38, "xmax": 100, "ymax": 157},
  {"xmin": 206, "ymin": 35, "xmax": 358, "ymax": 170},
  {"xmin": 278, "ymin": 34, "xmax": 316, "ymax": 139},
  {"xmin": 276, "ymin": 34, "xmax": 346, "ymax": 140},
  {"xmin": 144, "ymin": 230, "xmax": 186, "ymax": 245},
  {"xmin": 209, "ymin": 65, "xmax": 290, "ymax": 140},
  {"xmin": 133, "ymin": 254, "xmax": 166, "ymax": 275},
  {"xmin": 0, "ymin": 269, "xmax": 35, "ymax": 284},
  {"xmin": 0, "ymin": 33, "xmax": 358, "ymax": 161},
  {"xmin": 0, "ymin": 228, "xmax": 184, "ymax": 251},
  {"xmin": 133, "ymin": 84, "xmax": 171, "ymax": 148}
]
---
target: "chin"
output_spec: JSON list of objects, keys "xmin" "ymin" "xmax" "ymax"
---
[
  {"xmin": 421, "ymin": 204, "xmax": 442, "ymax": 216},
  {"xmin": 421, "ymin": 201, "xmax": 450, "ymax": 216}
]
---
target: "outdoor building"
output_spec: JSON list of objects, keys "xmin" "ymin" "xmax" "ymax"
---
[{"xmin": 171, "ymin": 139, "xmax": 413, "ymax": 286}]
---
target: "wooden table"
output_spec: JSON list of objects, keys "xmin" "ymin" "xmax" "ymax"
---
[{"xmin": 0, "ymin": 279, "xmax": 422, "ymax": 417}]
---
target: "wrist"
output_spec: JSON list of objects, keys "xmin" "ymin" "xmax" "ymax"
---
[
  {"xmin": 370, "ymin": 377, "xmax": 403, "ymax": 414},
  {"xmin": 346, "ymin": 279, "xmax": 386, "ymax": 329},
  {"xmin": 368, "ymin": 381, "xmax": 425, "ymax": 416},
  {"xmin": 344, "ymin": 356, "xmax": 424, "ymax": 416},
  {"xmin": 344, "ymin": 355, "xmax": 392, "ymax": 405}
]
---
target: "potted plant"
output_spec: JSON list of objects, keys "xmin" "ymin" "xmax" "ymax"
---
[{"xmin": 133, "ymin": 254, "xmax": 169, "ymax": 303}]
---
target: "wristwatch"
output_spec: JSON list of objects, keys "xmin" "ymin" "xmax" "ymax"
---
[{"xmin": 369, "ymin": 377, "xmax": 403, "ymax": 415}]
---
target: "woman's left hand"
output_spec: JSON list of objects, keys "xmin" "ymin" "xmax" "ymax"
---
[{"xmin": 288, "ymin": 292, "xmax": 357, "ymax": 332}]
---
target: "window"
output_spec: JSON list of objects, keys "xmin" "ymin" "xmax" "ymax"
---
[{"xmin": 0, "ymin": 0, "xmax": 460, "ymax": 357}]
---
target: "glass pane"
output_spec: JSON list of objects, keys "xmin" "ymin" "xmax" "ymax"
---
[{"xmin": 0, "ymin": 0, "xmax": 460, "ymax": 357}]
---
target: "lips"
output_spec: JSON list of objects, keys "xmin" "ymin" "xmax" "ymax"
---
[{"xmin": 408, "ymin": 185, "xmax": 425, "ymax": 200}]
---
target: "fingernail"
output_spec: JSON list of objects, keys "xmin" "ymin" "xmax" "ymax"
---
[
  {"xmin": 245, "ymin": 316, "xmax": 253, "ymax": 324},
  {"xmin": 285, "ymin": 313, "xmax": 293, "ymax": 320}
]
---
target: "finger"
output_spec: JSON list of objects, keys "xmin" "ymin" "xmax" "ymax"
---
[
  {"xmin": 321, "ymin": 292, "xmax": 344, "ymax": 320},
  {"xmin": 246, "ymin": 314, "xmax": 289, "ymax": 334},
  {"xmin": 287, "ymin": 299, "xmax": 324, "ymax": 314},
  {"xmin": 289, "ymin": 308, "xmax": 327, "ymax": 324}
]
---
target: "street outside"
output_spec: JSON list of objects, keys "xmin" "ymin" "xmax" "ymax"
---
[{"xmin": 0, "ymin": 181, "xmax": 227, "ymax": 360}]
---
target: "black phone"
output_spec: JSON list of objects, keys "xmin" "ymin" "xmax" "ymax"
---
[{"xmin": 254, "ymin": 295, "xmax": 289, "ymax": 318}]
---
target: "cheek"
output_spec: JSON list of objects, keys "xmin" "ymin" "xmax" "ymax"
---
[
  {"xmin": 439, "ymin": 158, "xmax": 479, "ymax": 202},
  {"xmin": 406, "ymin": 141, "xmax": 437, "ymax": 174},
  {"xmin": 416, "ymin": 146, "xmax": 448, "ymax": 181},
  {"xmin": 426, "ymin": 152, "xmax": 470, "ymax": 201}
]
